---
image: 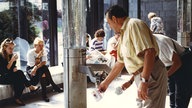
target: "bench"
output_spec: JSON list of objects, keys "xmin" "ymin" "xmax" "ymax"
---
[
  {"xmin": 0, "ymin": 63, "xmax": 112, "ymax": 101},
  {"xmin": 0, "ymin": 66, "xmax": 64, "ymax": 101}
]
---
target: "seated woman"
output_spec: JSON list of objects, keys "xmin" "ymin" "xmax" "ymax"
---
[
  {"xmin": 0, "ymin": 38, "xmax": 39, "ymax": 106},
  {"xmin": 26, "ymin": 37, "xmax": 63, "ymax": 102}
]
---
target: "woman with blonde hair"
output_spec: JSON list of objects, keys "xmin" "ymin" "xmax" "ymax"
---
[
  {"xmin": 0, "ymin": 38, "xmax": 39, "ymax": 106},
  {"xmin": 26, "ymin": 37, "xmax": 63, "ymax": 102}
]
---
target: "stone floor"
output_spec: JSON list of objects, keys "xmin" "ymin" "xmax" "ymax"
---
[{"xmin": 1, "ymin": 75, "xmax": 192, "ymax": 108}]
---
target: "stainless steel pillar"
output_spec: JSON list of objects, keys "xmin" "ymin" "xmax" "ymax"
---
[
  {"xmin": 177, "ymin": 0, "xmax": 192, "ymax": 46},
  {"xmin": 62, "ymin": 0, "xmax": 87, "ymax": 108}
]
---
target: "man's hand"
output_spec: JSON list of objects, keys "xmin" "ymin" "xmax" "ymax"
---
[
  {"xmin": 30, "ymin": 66, "xmax": 37, "ymax": 76},
  {"xmin": 37, "ymin": 50, "xmax": 44, "ymax": 58},
  {"xmin": 31, "ymin": 70, "xmax": 36, "ymax": 76},
  {"xmin": 35, "ymin": 58, "xmax": 41, "ymax": 65},
  {"xmin": 138, "ymin": 82, "xmax": 149, "ymax": 100},
  {"xmin": 11, "ymin": 54, "xmax": 18, "ymax": 62},
  {"xmin": 13, "ymin": 67, "xmax": 17, "ymax": 72},
  {"xmin": 98, "ymin": 62, "xmax": 124, "ymax": 93},
  {"xmin": 122, "ymin": 80, "xmax": 132, "ymax": 90},
  {"xmin": 98, "ymin": 81, "xmax": 109, "ymax": 93},
  {"xmin": 122, "ymin": 75, "xmax": 134, "ymax": 90}
]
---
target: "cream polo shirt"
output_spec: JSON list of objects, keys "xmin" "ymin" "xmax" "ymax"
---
[{"xmin": 117, "ymin": 17, "xmax": 159, "ymax": 74}]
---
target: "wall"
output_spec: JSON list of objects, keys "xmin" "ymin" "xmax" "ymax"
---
[
  {"xmin": 141, "ymin": 0, "xmax": 177, "ymax": 39},
  {"xmin": 129, "ymin": 0, "xmax": 177, "ymax": 39}
]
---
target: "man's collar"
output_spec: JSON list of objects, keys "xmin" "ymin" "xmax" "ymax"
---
[{"xmin": 121, "ymin": 17, "xmax": 130, "ymax": 31}]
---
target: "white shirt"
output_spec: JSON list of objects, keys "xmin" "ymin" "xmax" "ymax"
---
[
  {"xmin": 27, "ymin": 49, "xmax": 47, "ymax": 67},
  {"xmin": 153, "ymin": 34, "xmax": 185, "ymax": 67},
  {"xmin": 107, "ymin": 36, "xmax": 118, "ymax": 53}
]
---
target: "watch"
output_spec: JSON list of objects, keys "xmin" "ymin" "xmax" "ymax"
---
[{"xmin": 141, "ymin": 77, "xmax": 149, "ymax": 83}]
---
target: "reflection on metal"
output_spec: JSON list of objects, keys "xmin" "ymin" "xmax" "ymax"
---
[
  {"xmin": 63, "ymin": 0, "xmax": 86, "ymax": 49},
  {"xmin": 177, "ymin": 0, "xmax": 192, "ymax": 46},
  {"xmin": 62, "ymin": 0, "xmax": 87, "ymax": 108},
  {"xmin": 63, "ymin": 49, "xmax": 87, "ymax": 108}
]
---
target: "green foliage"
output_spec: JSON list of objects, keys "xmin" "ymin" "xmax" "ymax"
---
[
  {"xmin": 0, "ymin": 1, "xmax": 41, "ymax": 44},
  {"xmin": 0, "ymin": 10, "xmax": 13, "ymax": 42}
]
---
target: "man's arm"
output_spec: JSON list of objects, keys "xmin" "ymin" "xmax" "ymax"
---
[
  {"xmin": 141, "ymin": 48, "xmax": 156, "ymax": 81},
  {"xmin": 98, "ymin": 62, "xmax": 124, "ymax": 92},
  {"xmin": 138, "ymin": 48, "xmax": 156, "ymax": 100},
  {"xmin": 167, "ymin": 52, "xmax": 182, "ymax": 76},
  {"xmin": 35, "ymin": 57, "xmax": 46, "ymax": 68},
  {"xmin": 30, "ymin": 60, "xmax": 46, "ymax": 76}
]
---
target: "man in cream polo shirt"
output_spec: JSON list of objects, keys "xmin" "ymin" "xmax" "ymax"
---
[{"xmin": 98, "ymin": 5, "xmax": 167, "ymax": 108}]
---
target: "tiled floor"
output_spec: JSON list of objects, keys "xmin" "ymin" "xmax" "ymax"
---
[{"xmin": 1, "ymin": 75, "xmax": 192, "ymax": 108}]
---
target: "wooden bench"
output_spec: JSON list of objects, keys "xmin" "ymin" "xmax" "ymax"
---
[{"xmin": 0, "ymin": 66, "xmax": 64, "ymax": 101}]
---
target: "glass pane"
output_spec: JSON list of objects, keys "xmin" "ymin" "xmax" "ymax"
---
[
  {"xmin": 18, "ymin": 0, "xmax": 44, "ymax": 69},
  {"xmin": 0, "ymin": 0, "xmax": 66, "ymax": 69},
  {"xmin": 27, "ymin": 0, "xmax": 51, "ymax": 66},
  {"xmin": 0, "ymin": 1, "xmax": 15, "ymax": 42},
  {"xmin": 57, "ymin": 0, "xmax": 63, "ymax": 65},
  {"xmin": 0, "ymin": 1, "xmax": 36, "ymax": 70},
  {"xmin": 0, "ymin": 0, "xmax": 45, "ymax": 70}
]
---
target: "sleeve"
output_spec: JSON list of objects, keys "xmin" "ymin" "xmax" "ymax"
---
[
  {"xmin": 171, "ymin": 39, "xmax": 185, "ymax": 54},
  {"xmin": 0, "ymin": 54, "xmax": 10, "ymax": 74},
  {"xmin": 41, "ymin": 50, "xmax": 47, "ymax": 62},
  {"xmin": 9, "ymin": 55, "xmax": 16, "ymax": 71},
  {"xmin": 130, "ymin": 20, "xmax": 157, "ymax": 55}
]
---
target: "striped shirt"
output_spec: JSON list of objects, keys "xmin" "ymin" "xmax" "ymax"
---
[{"xmin": 89, "ymin": 38, "xmax": 104, "ymax": 51}]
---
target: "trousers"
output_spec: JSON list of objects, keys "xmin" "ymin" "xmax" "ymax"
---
[
  {"xmin": 0, "ymin": 70, "xmax": 31, "ymax": 99},
  {"xmin": 26, "ymin": 65, "xmax": 60, "ymax": 97},
  {"xmin": 134, "ymin": 59, "xmax": 167, "ymax": 108}
]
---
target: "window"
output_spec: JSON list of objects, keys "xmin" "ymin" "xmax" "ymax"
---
[{"xmin": 0, "ymin": 0, "xmax": 63, "ymax": 70}]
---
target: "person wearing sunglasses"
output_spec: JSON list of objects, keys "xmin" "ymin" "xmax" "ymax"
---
[{"xmin": 0, "ymin": 38, "xmax": 40, "ymax": 106}]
